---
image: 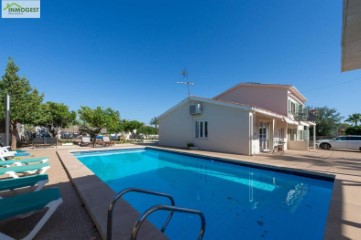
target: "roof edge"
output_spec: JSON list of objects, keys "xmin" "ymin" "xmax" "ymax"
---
[
  {"xmin": 158, "ymin": 96, "xmax": 315, "ymax": 126},
  {"xmin": 213, "ymin": 82, "xmax": 307, "ymax": 102}
]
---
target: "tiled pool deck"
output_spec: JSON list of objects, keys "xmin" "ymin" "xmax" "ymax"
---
[{"xmin": 1, "ymin": 144, "xmax": 360, "ymax": 239}]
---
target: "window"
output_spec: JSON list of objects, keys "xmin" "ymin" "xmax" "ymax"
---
[
  {"xmin": 288, "ymin": 99, "xmax": 304, "ymax": 116},
  {"xmin": 301, "ymin": 130, "xmax": 308, "ymax": 141},
  {"xmin": 195, "ymin": 121, "xmax": 199, "ymax": 138},
  {"xmin": 291, "ymin": 102, "xmax": 296, "ymax": 114},
  {"xmin": 195, "ymin": 121, "xmax": 208, "ymax": 139},
  {"xmin": 205, "ymin": 121, "xmax": 208, "ymax": 138},
  {"xmin": 287, "ymin": 100, "xmax": 297, "ymax": 114},
  {"xmin": 350, "ymin": 137, "xmax": 361, "ymax": 140},
  {"xmin": 336, "ymin": 137, "xmax": 348, "ymax": 141},
  {"xmin": 287, "ymin": 128, "xmax": 297, "ymax": 141},
  {"xmin": 279, "ymin": 128, "xmax": 284, "ymax": 139}
]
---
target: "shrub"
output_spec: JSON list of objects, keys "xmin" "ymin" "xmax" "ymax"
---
[{"xmin": 345, "ymin": 126, "xmax": 361, "ymax": 135}]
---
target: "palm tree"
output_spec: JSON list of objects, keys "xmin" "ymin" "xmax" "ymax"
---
[
  {"xmin": 149, "ymin": 117, "xmax": 159, "ymax": 129},
  {"xmin": 345, "ymin": 113, "xmax": 361, "ymax": 126}
]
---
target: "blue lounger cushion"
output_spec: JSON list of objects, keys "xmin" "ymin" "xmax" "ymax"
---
[
  {"xmin": 0, "ymin": 162, "xmax": 50, "ymax": 178},
  {"xmin": 0, "ymin": 163, "xmax": 50, "ymax": 175},
  {"xmin": 0, "ymin": 188, "xmax": 61, "ymax": 220},
  {"xmin": 0, "ymin": 157, "xmax": 49, "ymax": 166},
  {"xmin": 0, "ymin": 174, "xmax": 49, "ymax": 192}
]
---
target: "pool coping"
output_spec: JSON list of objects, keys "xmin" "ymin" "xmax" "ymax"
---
[
  {"xmin": 59, "ymin": 146, "xmax": 348, "ymax": 239},
  {"xmin": 57, "ymin": 146, "xmax": 168, "ymax": 240},
  {"xmin": 145, "ymin": 147, "xmax": 336, "ymax": 182}
]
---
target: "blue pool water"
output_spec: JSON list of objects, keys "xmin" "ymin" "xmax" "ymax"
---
[{"xmin": 74, "ymin": 148, "xmax": 334, "ymax": 240}]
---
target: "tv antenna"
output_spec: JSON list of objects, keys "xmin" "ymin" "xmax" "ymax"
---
[{"xmin": 177, "ymin": 68, "xmax": 194, "ymax": 97}]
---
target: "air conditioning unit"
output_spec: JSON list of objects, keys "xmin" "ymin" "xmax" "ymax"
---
[{"xmin": 190, "ymin": 104, "xmax": 202, "ymax": 115}]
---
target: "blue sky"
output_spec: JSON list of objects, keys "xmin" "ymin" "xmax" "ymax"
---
[{"xmin": 1, "ymin": 0, "xmax": 360, "ymax": 124}]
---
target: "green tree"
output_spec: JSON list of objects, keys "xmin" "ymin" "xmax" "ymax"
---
[
  {"xmin": 337, "ymin": 122, "xmax": 350, "ymax": 135},
  {"xmin": 137, "ymin": 125, "xmax": 157, "ymax": 137},
  {"xmin": 120, "ymin": 120, "xmax": 144, "ymax": 133},
  {"xmin": 36, "ymin": 102, "xmax": 76, "ymax": 137},
  {"xmin": 149, "ymin": 117, "xmax": 159, "ymax": 129},
  {"xmin": 345, "ymin": 113, "xmax": 361, "ymax": 126},
  {"xmin": 119, "ymin": 119, "xmax": 144, "ymax": 139},
  {"xmin": 69, "ymin": 111, "xmax": 78, "ymax": 134},
  {"xmin": 78, "ymin": 106, "xmax": 120, "ymax": 146},
  {"xmin": 345, "ymin": 126, "xmax": 361, "ymax": 135},
  {"xmin": 314, "ymin": 106, "xmax": 343, "ymax": 137},
  {"xmin": 0, "ymin": 58, "xmax": 43, "ymax": 149}
]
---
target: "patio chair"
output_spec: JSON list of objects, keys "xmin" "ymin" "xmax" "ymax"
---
[
  {"xmin": 79, "ymin": 136, "xmax": 92, "ymax": 146},
  {"xmin": 0, "ymin": 162, "xmax": 50, "ymax": 178},
  {"xmin": 0, "ymin": 157, "xmax": 49, "ymax": 165},
  {"xmin": 1, "ymin": 146, "xmax": 16, "ymax": 154},
  {"xmin": 272, "ymin": 141, "xmax": 285, "ymax": 155},
  {"xmin": 32, "ymin": 137, "xmax": 45, "ymax": 148},
  {"xmin": 96, "ymin": 136, "xmax": 114, "ymax": 147},
  {"xmin": 102, "ymin": 136, "xmax": 115, "ymax": 146},
  {"xmin": 0, "ymin": 147, "xmax": 16, "ymax": 158},
  {"xmin": 0, "ymin": 188, "xmax": 63, "ymax": 240},
  {"xmin": 0, "ymin": 174, "xmax": 49, "ymax": 198}
]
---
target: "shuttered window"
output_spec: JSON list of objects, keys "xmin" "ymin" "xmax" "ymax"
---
[{"xmin": 195, "ymin": 121, "xmax": 208, "ymax": 139}]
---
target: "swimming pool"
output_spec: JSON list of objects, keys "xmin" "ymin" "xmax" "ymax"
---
[{"xmin": 74, "ymin": 148, "xmax": 334, "ymax": 240}]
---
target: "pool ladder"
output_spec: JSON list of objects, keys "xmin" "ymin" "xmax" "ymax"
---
[{"xmin": 107, "ymin": 188, "xmax": 206, "ymax": 240}]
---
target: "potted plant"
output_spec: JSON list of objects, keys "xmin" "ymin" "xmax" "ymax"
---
[{"xmin": 187, "ymin": 143, "xmax": 198, "ymax": 150}]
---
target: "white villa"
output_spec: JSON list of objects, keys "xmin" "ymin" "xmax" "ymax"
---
[{"xmin": 158, "ymin": 83, "xmax": 316, "ymax": 155}]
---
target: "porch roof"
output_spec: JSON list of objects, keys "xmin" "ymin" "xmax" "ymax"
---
[{"xmin": 283, "ymin": 117, "xmax": 298, "ymax": 125}]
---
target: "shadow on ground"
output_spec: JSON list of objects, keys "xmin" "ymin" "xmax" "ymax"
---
[{"xmin": 0, "ymin": 181, "xmax": 101, "ymax": 240}]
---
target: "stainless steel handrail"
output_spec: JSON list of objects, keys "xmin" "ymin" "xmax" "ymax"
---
[
  {"xmin": 131, "ymin": 204, "xmax": 206, "ymax": 240},
  {"xmin": 107, "ymin": 188, "xmax": 176, "ymax": 240}
]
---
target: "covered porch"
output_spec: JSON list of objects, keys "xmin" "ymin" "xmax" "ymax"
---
[{"xmin": 251, "ymin": 112, "xmax": 316, "ymax": 155}]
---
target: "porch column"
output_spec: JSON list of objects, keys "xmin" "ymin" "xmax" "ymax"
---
[
  {"xmin": 249, "ymin": 113, "xmax": 254, "ymax": 155},
  {"xmin": 272, "ymin": 118, "xmax": 275, "ymax": 146},
  {"xmin": 285, "ymin": 123, "xmax": 288, "ymax": 150},
  {"xmin": 313, "ymin": 124, "xmax": 316, "ymax": 149}
]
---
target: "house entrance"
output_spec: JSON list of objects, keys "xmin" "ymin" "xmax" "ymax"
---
[{"xmin": 259, "ymin": 122, "xmax": 269, "ymax": 150}]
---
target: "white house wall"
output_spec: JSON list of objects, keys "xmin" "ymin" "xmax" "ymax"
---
[
  {"xmin": 159, "ymin": 99, "xmax": 251, "ymax": 155},
  {"xmin": 158, "ymin": 101, "xmax": 194, "ymax": 148},
  {"xmin": 191, "ymin": 101, "xmax": 251, "ymax": 155}
]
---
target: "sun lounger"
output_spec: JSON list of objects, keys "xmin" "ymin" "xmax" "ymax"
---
[
  {"xmin": 0, "ymin": 157, "xmax": 49, "ymax": 166},
  {"xmin": 0, "ymin": 162, "xmax": 50, "ymax": 178},
  {"xmin": 96, "ymin": 136, "xmax": 114, "ymax": 147},
  {"xmin": 0, "ymin": 147, "xmax": 16, "ymax": 158},
  {"xmin": 80, "ymin": 136, "xmax": 92, "ymax": 146},
  {"xmin": 0, "ymin": 174, "xmax": 49, "ymax": 198},
  {"xmin": 102, "ymin": 136, "xmax": 115, "ymax": 146},
  {"xmin": 0, "ymin": 188, "xmax": 63, "ymax": 240},
  {"xmin": 0, "ymin": 146, "xmax": 16, "ymax": 154}
]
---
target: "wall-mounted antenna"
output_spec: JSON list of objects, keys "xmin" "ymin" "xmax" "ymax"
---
[{"xmin": 177, "ymin": 68, "xmax": 194, "ymax": 97}]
